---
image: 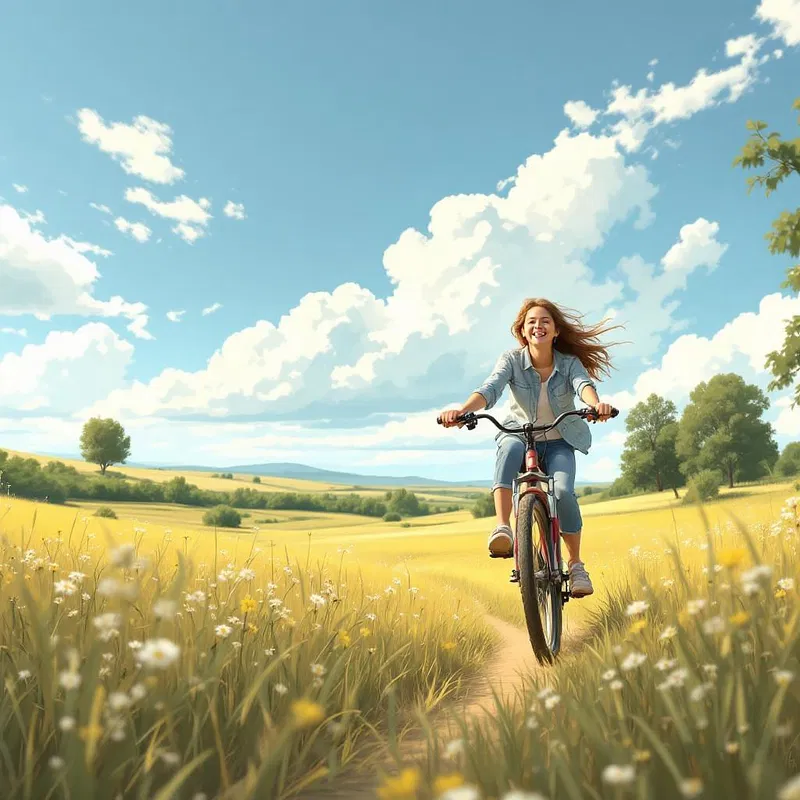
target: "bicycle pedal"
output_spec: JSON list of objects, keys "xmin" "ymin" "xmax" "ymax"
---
[{"xmin": 509, "ymin": 569, "xmax": 520, "ymax": 583}]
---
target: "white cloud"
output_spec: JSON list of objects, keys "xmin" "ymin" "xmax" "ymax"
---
[
  {"xmin": 223, "ymin": 200, "xmax": 246, "ymax": 220},
  {"xmin": 0, "ymin": 323, "xmax": 134, "ymax": 412},
  {"xmin": 661, "ymin": 218, "xmax": 727, "ymax": 272},
  {"xmin": 90, "ymin": 202, "xmax": 112, "ymax": 215},
  {"xmin": 773, "ymin": 396, "xmax": 800, "ymax": 436},
  {"xmin": 202, "ymin": 302, "xmax": 222, "ymax": 316},
  {"xmin": 114, "ymin": 216, "xmax": 151, "ymax": 243},
  {"xmin": 646, "ymin": 71, "xmax": 655, "ymax": 83},
  {"xmin": 84, "ymin": 26, "xmax": 772, "ymax": 427},
  {"xmin": 621, "ymin": 292, "xmax": 800, "ymax": 408},
  {"xmin": 0, "ymin": 327, "xmax": 27, "ymax": 337},
  {"xmin": 21, "ymin": 209, "xmax": 46, "ymax": 226},
  {"xmin": 12, "ymin": 184, "xmax": 28, "ymax": 194},
  {"xmin": 755, "ymin": 0, "xmax": 800, "ymax": 46},
  {"xmin": 166, "ymin": 310, "xmax": 186, "ymax": 322},
  {"xmin": 76, "ymin": 109, "xmax": 185, "ymax": 184},
  {"xmin": 563, "ymin": 100, "xmax": 599, "ymax": 129},
  {"xmin": 125, "ymin": 187, "xmax": 211, "ymax": 244},
  {"xmin": 0, "ymin": 202, "xmax": 151, "ymax": 339},
  {"xmin": 603, "ymin": 34, "xmax": 763, "ymax": 151},
  {"xmin": 648, "ymin": 58, "xmax": 659, "ymax": 67}
]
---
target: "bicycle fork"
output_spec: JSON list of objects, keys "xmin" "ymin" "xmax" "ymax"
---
[{"xmin": 509, "ymin": 475, "xmax": 570, "ymax": 604}]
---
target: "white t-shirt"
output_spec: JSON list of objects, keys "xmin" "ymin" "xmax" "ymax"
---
[{"xmin": 534, "ymin": 375, "xmax": 563, "ymax": 442}]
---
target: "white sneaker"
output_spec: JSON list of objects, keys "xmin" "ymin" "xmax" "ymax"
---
[
  {"xmin": 569, "ymin": 561, "xmax": 594, "ymax": 597},
  {"xmin": 488, "ymin": 524, "xmax": 514, "ymax": 558}
]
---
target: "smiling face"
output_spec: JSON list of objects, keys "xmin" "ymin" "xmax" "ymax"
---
[{"xmin": 523, "ymin": 306, "xmax": 559, "ymax": 349}]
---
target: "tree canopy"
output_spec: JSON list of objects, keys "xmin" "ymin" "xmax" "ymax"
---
[
  {"xmin": 735, "ymin": 98, "xmax": 800, "ymax": 403},
  {"xmin": 79, "ymin": 418, "xmax": 131, "ymax": 476},
  {"xmin": 675, "ymin": 374, "xmax": 778, "ymax": 488}
]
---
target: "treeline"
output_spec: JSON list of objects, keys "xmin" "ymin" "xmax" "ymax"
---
[
  {"xmin": 0, "ymin": 452, "xmax": 443, "ymax": 518},
  {"xmin": 608, "ymin": 373, "xmax": 794, "ymax": 499}
]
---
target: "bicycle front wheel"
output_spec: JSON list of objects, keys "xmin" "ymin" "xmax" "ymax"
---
[{"xmin": 516, "ymin": 492, "xmax": 562, "ymax": 664}]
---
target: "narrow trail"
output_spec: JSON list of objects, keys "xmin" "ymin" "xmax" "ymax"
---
[{"xmin": 292, "ymin": 613, "xmax": 545, "ymax": 799}]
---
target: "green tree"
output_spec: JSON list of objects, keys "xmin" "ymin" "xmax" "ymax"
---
[
  {"xmin": 619, "ymin": 394, "xmax": 684, "ymax": 497},
  {"xmin": 202, "ymin": 505, "xmax": 242, "ymax": 528},
  {"xmin": 384, "ymin": 488, "xmax": 429, "ymax": 516},
  {"xmin": 676, "ymin": 374, "xmax": 779, "ymax": 488},
  {"xmin": 735, "ymin": 99, "xmax": 800, "ymax": 402},
  {"xmin": 79, "ymin": 417, "xmax": 131, "ymax": 476},
  {"xmin": 471, "ymin": 492, "xmax": 495, "ymax": 519},
  {"xmin": 775, "ymin": 442, "xmax": 800, "ymax": 477}
]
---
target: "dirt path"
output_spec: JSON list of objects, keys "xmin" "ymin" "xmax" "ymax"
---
[{"xmin": 292, "ymin": 613, "xmax": 541, "ymax": 798}]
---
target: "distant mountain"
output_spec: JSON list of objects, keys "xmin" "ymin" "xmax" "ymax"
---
[
  {"xmin": 156, "ymin": 461, "xmax": 607, "ymax": 489},
  {"xmin": 164, "ymin": 461, "xmax": 493, "ymax": 488}
]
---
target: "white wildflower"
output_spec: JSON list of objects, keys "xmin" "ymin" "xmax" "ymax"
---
[
  {"xmin": 620, "ymin": 652, "xmax": 647, "ymax": 672},
  {"xmin": 626, "ymin": 600, "xmax": 649, "ymax": 617},
  {"xmin": 153, "ymin": 598, "xmax": 178, "ymax": 620},
  {"xmin": 135, "ymin": 639, "xmax": 180, "ymax": 670},
  {"xmin": 602, "ymin": 764, "xmax": 636, "ymax": 785}
]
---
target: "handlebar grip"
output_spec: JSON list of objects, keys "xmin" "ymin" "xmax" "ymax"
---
[
  {"xmin": 436, "ymin": 416, "xmax": 443, "ymax": 425},
  {"xmin": 610, "ymin": 407, "xmax": 619, "ymax": 418}
]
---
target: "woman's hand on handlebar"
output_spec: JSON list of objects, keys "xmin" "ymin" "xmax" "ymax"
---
[
  {"xmin": 438, "ymin": 408, "xmax": 466, "ymax": 428},
  {"xmin": 591, "ymin": 402, "xmax": 616, "ymax": 422}
]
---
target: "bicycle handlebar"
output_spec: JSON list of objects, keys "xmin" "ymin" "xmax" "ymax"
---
[{"xmin": 436, "ymin": 405, "xmax": 619, "ymax": 435}]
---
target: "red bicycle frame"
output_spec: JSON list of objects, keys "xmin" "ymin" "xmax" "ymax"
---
[{"xmin": 512, "ymin": 444, "xmax": 562, "ymax": 575}]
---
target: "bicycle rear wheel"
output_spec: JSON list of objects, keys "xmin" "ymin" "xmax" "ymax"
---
[{"xmin": 516, "ymin": 492, "xmax": 563, "ymax": 664}]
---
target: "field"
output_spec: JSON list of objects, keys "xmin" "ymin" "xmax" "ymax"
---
[{"xmin": 0, "ymin": 454, "xmax": 798, "ymax": 798}]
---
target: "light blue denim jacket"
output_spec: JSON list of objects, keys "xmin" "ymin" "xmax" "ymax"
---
[{"xmin": 473, "ymin": 348, "xmax": 597, "ymax": 454}]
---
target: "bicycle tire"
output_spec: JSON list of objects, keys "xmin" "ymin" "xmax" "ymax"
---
[{"xmin": 516, "ymin": 492, "xmax": 563, "ymax": 664}]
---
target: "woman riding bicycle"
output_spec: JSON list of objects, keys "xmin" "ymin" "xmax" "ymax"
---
[{"xmin": 439, "ymin": 298, "xmax": 619, "ymax": 598}]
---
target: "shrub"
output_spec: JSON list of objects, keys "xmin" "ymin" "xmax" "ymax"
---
[
  {"xmin": 202, "ymin": 505, "xmax": 242, "ymax": 528},
  {"xmin": 383, "ymin": 512, "xmax": 402, "ymax": 522},
  {"xmin": 252, "ymin": 476, "xmax": 261, "ymax": 483},
  {"xmin": 683, "ymin": 469, "xmax": 722, "ymax": 503},
  {"xmin": 93, "ymin": 505, "xmax": 117, "ymax": 519},
  {"xmin": 471, "ymin": 492, "xmax": 495, "ymax": 519}
]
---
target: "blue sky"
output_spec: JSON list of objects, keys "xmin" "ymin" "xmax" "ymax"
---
[{"xmin": 1, "ymin": 0, "xmax": 799, "ymax": 481}]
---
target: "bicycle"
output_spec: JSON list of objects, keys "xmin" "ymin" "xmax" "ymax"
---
[{"xmin": 436, "ymin": 406, "xmax": 619, "ymax": 664}]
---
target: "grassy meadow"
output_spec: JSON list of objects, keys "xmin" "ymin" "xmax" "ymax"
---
[{"xmin": 0, "ymin": 451, "xmax": 799, "ymax": 798}]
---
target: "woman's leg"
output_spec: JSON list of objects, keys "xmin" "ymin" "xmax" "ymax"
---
[
  {"xmin": 488, "ymin": 435, "xmax": 525, "ymax": 556},
  {"xmin": 539, "ymin": 440, "xmax": 593, "ymax": 596}
]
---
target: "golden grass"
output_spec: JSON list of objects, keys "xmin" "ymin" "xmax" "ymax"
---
[{"xmin": 1, "ymin": 474, "xmax": 797, "ymax": 798}]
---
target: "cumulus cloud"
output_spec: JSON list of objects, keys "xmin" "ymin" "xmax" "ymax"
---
[
  {"xmin": 0, "ymin": 202, "xmax": 151, "ymax": 339},
  {"xmin": 166, "ymin": 310, "xmax": 186, "ymax": 322},
  {"xmin": 90, "ymin": 202, "xmax": 112, "ymax": 215},
  {"xmin": 0, "ymin": 327, "xmax": 27, "ymax": 337},
  {"xmin": 602, "ymin": 34, "xmax": 764, "ymax": 151},
  {"xmin": 202, "ymin": 302, "xmax": 222, "ymax": 316},
  {"xmin": 607, "ymin": 292, "xmax": 800, "ymax": 411},
  {"xmin": 76, "ymin": 109, "xmax": 185, "ymax": 184},
  {"xmin": 223, "ymin": 201, "xmax": 246, "ymax": 220},
  {"xmin": 12, "ymin": 184, "xmax": 28, "ymax": 194},
  {"xmin": 114, "ymin": 216, "xmax": 151, "ymax": 243},
  {"xmin": 0, "ymin": 323, "xmax": 134, "ymax": 412},
  {"xmin": 563, "ymin": 100, "xmax": 599, "ymax": 129},
  {"xmin": 125, "ymin": 187, "xmax": 211, "ymax": 244},
  {"xmin": 84, "ymin": 28, "xmax": 773, "ymax": 426},
  {"xmin": 755, "ymin": 0, "xmax": 800, "ymax": 46}
]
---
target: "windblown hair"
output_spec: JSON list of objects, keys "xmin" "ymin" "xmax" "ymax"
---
[{"xmin": 511, "ymin": 298, "xmax": 625, "ymax": 381}]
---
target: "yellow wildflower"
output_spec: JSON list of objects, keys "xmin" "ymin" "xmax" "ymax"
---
[
  {"xmin": 442, "ymin": 641, "xmax": 457, "ymax": 651},
  {"xmin": 633, "ymin": 749, "xmax": 651, "ymax": 763},
  {"xmin": 433, "ymin": 773, "xmax": 464, "ymax": 793},
  {"xmin": 241, "ymin": 595, "xmax": 257, "ymax": 614},
  {"xmin": 717, "ymin": 548, "xmax": 747, "ymax": 569},
  {"xmin": 290, "ymin": 699, "xmax": 325, "ymax": 728},
  {"xmin": 247, "ymin": 622, "xmax": 258, "ymax": 634},
  {"xmin": 629, "ymin": 619, "xmax": 647, "ymax": 634},
  {"xmin": 775, "ymin": 588, "xmax": 787, "ymax": 599},
  {"xmin": 337, "ymin": 629, "xmax": 352, "ymax": 647},
  {"xmin": 359, "ymin": 626, "xmax": 371, "ymax": 637},
  {"xmin": 729, "ymin": 611, "xmax": 750, "ymax": 627},
  {"xmin": 377, "ymin": 767, "xmax": 421, "ymax": 799}
]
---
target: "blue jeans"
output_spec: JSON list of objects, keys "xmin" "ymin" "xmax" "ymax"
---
[{"xmin": 491, "ymin": 436, "xmax": 583, "ymax": 534}]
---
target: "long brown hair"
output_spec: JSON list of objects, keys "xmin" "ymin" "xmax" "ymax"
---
[{"xmin": 511, "ymin": 298, "xmax": 625, "ymax": 381}]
